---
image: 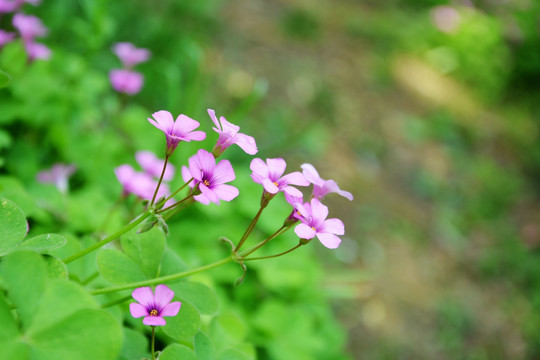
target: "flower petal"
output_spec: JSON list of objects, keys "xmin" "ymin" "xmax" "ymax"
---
[
  {"xmin": 281, "ymin": 171, "xmax": 309, "ymax": 187},
  {"xmin": 282, "ymin": 185, "xmax": 303, "ymax": 198},
  {"xmin": 196, "ymin": 149, "xmax": 216, "ymax": 176},
  {"xmin": 295, "ymin": 223, "xmax": 316, "ymax": 239},
  {"xmin": 266, "ymin": 158, "xmax": 286, "ymax": 180},
  {"xmin": 150, "ymin": 110, "xmax": 175, "ymax": 132},
  {"xmin": 132, "ymin": 287, "xmax": 154, "ymax": 308},
  {"xmin": 130, "ymin": 302, "xmax": 149, "ymax": 318},
  {"xmin": 194, "ymin": 193, "xmax": 211, "ymax": 205},
  {"xmin": 300, "ymin": 163, "xmax": 322, "ymax": 185},
  {"xmin": 160, "ymin": 301, "xmax": 181, "ymax": 317},
  {"xmin": 321, "ymin": 218, "xmax": 345, "ymax": 236},
  {"xmin": 185, "ymin": 130, "xmax": 206, "ymax": 141},
  {"xmin": 181, "ymin": 166, "xmax": 194, "ymax": 186},
  {"xmin": 154, "ymin": 284, "xmax": 175, "ymax": 310},
  {"xmin": 310, "ymin": 198, "xmax": 329, "ymax": 224},
  {"xmin": 316, "ymin": 232, "xmax": 342, "ymax": 249},
  {"xmin": 173, "ymin": 114, "xmax": 201, "ymax": 134},
  {"xmin": 200, "ymin": 183, "xmax": 219, "ymax": 204},
  {"xmin": 213, "ymin": 184, "xmax": 239, "ymax": 202},
  {"xmin": 250, "ymin": 158, "xmax": 268, "ymax": 179},
  {"xmin": 207, "ymin": 109, "xmax": 220, "ymax": 129},
  {"xmin": 212, "ymin": 159, "xmax": 235, "ymax": 184},
  {"xmin": 143, "ymin": 316, "xmax": 167, "ymax": 326},
  {"xmin": 262, "ymin": 178, "xmax": 279, "ymax": 194},
  {"xmin": 234, "ymin": 133, "xmax": 258, "ymax": 155}
]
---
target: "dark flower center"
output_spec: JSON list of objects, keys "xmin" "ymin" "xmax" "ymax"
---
[
  {"xmin": 203, "ymin": 179, "xmax": 210, "ymax": 186},
  {"xmin": 150, "ymin": 309, "xmax": 158, "ymax": 316}
]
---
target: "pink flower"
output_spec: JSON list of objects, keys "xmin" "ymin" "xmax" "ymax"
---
[
  {"xmin": 0, "ymin": 30, "xmax": 15, "ymax": 47},
  {"xmin": 113, "ymin": 42, "xmax": 150, "ymax": 68},
  {"xmin": 12, "ymin": 13, "xmax": 47, "ymax": 40},
  {"xmin": 114, "ymin": 164, "xmax": 156, "ymax": 199},
  {"xmin": 148, "ymin": 110, "xmax": 206, "ymax": 155},
  {"xmin": 0, "ymin": 0, "xmax": 19, "ymax": 13},
  {"xmin": 130, "ymin": 285, "xmax": 181, "ymax": 326},
  {"xmin": 135, "ymin": 150, "xmax": 175, "ymax": 181},
  {"xmin": 431, "ymin": 6, "xmax": 461, "ymax": 33},
  {"xmin": 301, "ymin": 163, "xmax": 353, "ymax": 201},
  {"xmin": 36, "ymin": 163, "xmax": 76, "ymax": 194},
  {"xmin": 109, "ymin": 69, "xmax": 143, "ymax": 95},
  {"xmin": 250, "ymin": 158, "xmax": 309, "ymax": 197},
  {"xmin": 181, "ymin": 149, "xmax": 239, "ymax": 205},
  {"xmin": 208, "ymin": 109, "xmax": 257, "ymax": 157},
  {"xmin": 24, "ymin": 41, "xmax": 50, "ymax": 61},
  {"xmin": 294, "ymin": 198, "xmax": 345, "ymax": 249}
]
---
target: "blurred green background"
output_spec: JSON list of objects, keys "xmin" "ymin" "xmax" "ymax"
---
[{"xmin": 2, "ymin": 0, "xmax": 540, "ymax": 359}]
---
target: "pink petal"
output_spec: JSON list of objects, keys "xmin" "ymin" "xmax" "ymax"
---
[
  {"xmin": 310, "ymin": 198, "xmax": 329, "ymax": 223},
  {"xmin": 150, "ymin": 111, "xmax": 175, "ymax": 132},
  {"xmin": 266, "ymin": 158, "xmax": 286, "ymax": 180},
  {"xmin": 300, "ymin": 163, "xmax": 321, "ymax": 184},
  {"xmin": 321, "ymin": 218, "xmax": 345, "ymax": 236},
  {"xmin": 143, "ymin": 316, "xmax": 167, "ymax": 326},
  {"xmin": 250, "ymin": 158, "xmax": 268, "ymax": 179},
  {"xmin": 316, "ymin": 232, "xmax": 342, "ymax": 249},
  {"xmin": 181, "ymin": 166, "xmax": 194, "ymax": 185},
  {"xmin": 185, "ymin": 130, "xmax": 206, "ymax": 141},
  {"xmin": 282, "ymin": 171, "xmax": 309, "ymax": 187},
  {"xmin": 188, "ymin": 154, "xmax": 203, "ymax": 181},
  {"xmin": 218, "ymin": 116, "xmax": 240, "ymax": 135},
  {"xmin": 200, "ymin": 183, "xmax": 219, "ymax": 204},
  {"xmin": 262, "ymin": 178, "xmax": 279, "ymax": 194},
  {"xmin": 154, "ymin": 284, "xmax": 175, "ymax": 309},
  {"xmin": 234, "ymin": 133, "xmax": 258, "ymax": 155},
  {"xmin": 323, "ymin": 180, "xmax": 353, "ymax": 201},
  {"xmin": 193, "ymin": 193, "xmax": 211, "ymax": 205},
  {"xmin": 160, "ymin": 301, "xmax": 181, "ymax": 317},
  {"xmin": 132, "ymin": 287, "xmax": 154, "ymax": 308},
  {"xmin": 207, "ymin": 109, "xmax": 220, "ymax": 129},
  {"xmin": 196, "ymin": 149, "xmax": 216, "ymax": 176},
  {"xmin": 213, "ymin": 184, "xmax": 239, "ymax": 202},
  {"xmin": 282, "ymin": 185, "xmax": 303, "ymax": 198},
  {"xmin": 130, "ymin": 303, "xmax": 149, "ymax": 318},
  {"xmin": 295, "ymin": 223, "xmax": 316, "ymax": 239},
  {"xmin": 173, "ymin": 114, "xmax": 201, "ymax": 134},
  {"xmin": 212, "ymin": 159, "xmax": 235, "ymax": 184}
]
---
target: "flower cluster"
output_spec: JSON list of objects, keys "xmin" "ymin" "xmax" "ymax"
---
[
  {"xmin": 109, "ymin": 42, "xmax": 151, "ymax": 95},
  {"xmin": 36, "ymin": 163, "xmax": 76, "ymax": 194},
  {"xmin": 0, "ymin": 0, "xmax": 50, "ymax": 61}
]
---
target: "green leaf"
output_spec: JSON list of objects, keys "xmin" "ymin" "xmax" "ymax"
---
[
  {"xmin": 27, "ymin": 279, "xmax": 97, "ymax": 335},
  {"xmin": 29, "ymin": 309, "xmax": 122, "ymax": 360},
  {"xmin": 96, "ymin": 248, "xmax": 146, "ymax": 285},
  {"xmin": 160, "ymin": 246, "xmax": 189, "ymax": 276},
  {"xmin": 159, "ymin": 344, "xmax": 198, "ymax": 360},
  {"xmin": 162, "ymin": 300, "xmax": 200, "ymax": 343},
  {"xmin": 17, "ymin": 233, "xmax": 67, "ymax": 252},
  {"xmin": 217, "ymin": 349, "xmax": 253, "ymax": 360},
  {"xmin": 0, "ymin": 198, "xmax": 27, "ymax": 255},
  {"xmin": 119, "ymin": 327, "xmax": 149, "ymax": 360},
  {"xmin": 0, "ymin": 250, "xmax": 47, "ymax": 329},
  {"xmin": 194, "ymin": 331, "xmax": 216, "ymax": 360},
  {"xmin": 43, "ymin": 255, "xmax": 68, "ymax": 279},
  {"xmin": 170, "ymin": 281, "xmax": 219, "ymax": 316},
  {"xmin": 0, "ymin": 293, "xmax": 18, "ymax": 342},
  {"xmin": 0, "ymin": 69, "xmax": 11, "ymax": 88},
  {"xmin": 210, "ymin": 312, "xmax": 247, "ymax": 351},
  {"xmin": 121, "ymin": 227, "xmax": 165, "ymax": 279}
]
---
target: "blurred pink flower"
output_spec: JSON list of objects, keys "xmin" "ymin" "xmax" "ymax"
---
[
  {"xmin": 0, "ymin": 0, "xmax": 19, "ymax": 13},
  {"xmin": 0, "ymin": 30, "xmax": 15, "ymax": 47},
  {"xmin": 181, "ymin": 149, "xmax": 239, "ymax": 205},
  {"xmin": 208, "ymin": 109, "xmax": 257, "ymax": 157},
  {"xmin": 37, "ymin": 163, "xmax": 76, "ymax": 194},
  {"xmin": 109, "ymin": 69, "xmax": 143, "ymax": 95},
  {"xmin": 136, "ymin": 150, "xmax": 175, "ymax": 181},
  {"xmin": 12, "ymin": 13, "xmax": 47, "ymax": 40},
  {"xmin": 301, "ymin": 163, "xmax": 353, "ymax": 201},
  {"xmin": 250, "ymin": 158, "xmax": 309, "ymax": 197},
  {"xmin": 113, "ymin": 42, "xmax": 150, "ymax": 68},
  {"xmin": 294, "ymin": 198, "xmax": 345, "ymax": 249},
  {"xmin": 24, "ymin": 40, "xmax": 50, "ymax": 60},
  {"xmin": 431, "ymin": 6, "xmax": 461, "ymax": 33},
  {"xmin": 114, "ymin": 164, "xmax": 156, "ymax": 199},
  {"xmin": 130, "ymin": 285, "xmax": 181, "ymax": 326},
  {"xmin": 148, "ymin": 110, "xmax": 206, "ymax": 155}
]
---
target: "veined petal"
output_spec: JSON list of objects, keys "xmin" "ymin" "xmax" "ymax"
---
[
  {"xmin": 323, "ymin": 180, "xmax": 353, "ymax": 201},
  {"xmin": 266, "ymin": 158, "xmax": 287, "ymax": 180},
  {"xmin": 173, "ymin": 114, "xmax": 201, "ymax": 134},
  {"xmin": 250, "ymin": 158, "xmax": 269, "ymax": 178},
  {"xmin": 219, "ymin": 116, "xmax": 240, "ymax": 135},
  {"xmin": 282, "ymin": 171, "xmax": 309, "ymax": 186},
  {"xmin": 194, "ymin": 193, "xmax": 211, "ymax": 205},
  {"xmin": 129, "ymin": 303, "xmax": 149, "ymax": 318},
  {"xmin": 154, "ymin": 284, "xmax": 175, "ymax": 310},
  {"xmin": 150, "ymin": 110, "xmax": 175, "ymax": 132},
  {"xmin": 200, "ymin": 183, "xmax": 219, "ymax": 204},
  {"xmin": 262, "ymin": 178, "xmax": 279, "ymax": 194},
  {"xmin": 213, "ymin": 184, "xmax": 239, "ymax": 202},
  {"xmin": 196, "ymin": 149, "xmax": 216, "ymax": 176},
  {"xmin": 188, "ymin": 153, "xmax": 203, "ymax": 181},
  {"xmin": 132, "ymin": 287, "xmax": 154, "ymax": 308},
  {"xmin": 143, "ymin": 316, "xmax": 167, "ymax": 326},
  {"xmin": 234, "ymin": 133, "xmax": 258, "ymax": 155},
  {"xmin": 207, "ymin": 109, "xmax": 220, "ymax": 129},
  {"xmin": 185, "ymin": 130, "xmax": 206, "ymax": 141},
  {"xmin": 160, "ymin": 301, "xmax": 181, "ymax": 317},
  {"xmin": 181, "ymin": 166, "xmax": 194, "ymax": 186},
  {"xmin": 212, "ymin": 159, "xmax": 235, "ymax": 184},
  {"xmin": 282, "ymin": 185, "xmax": 303, "ymax": 198},
  {"xmin": 316, "ymin": 232, "xmax": 342, "ymax": 249},
  {"xmin": 295, "ymin": 223, "xmax": 316, "ymax": 239},
  {"xmin": 310, "ymin": 198, "xmax": 329, "ymax": 224},
  {"xmin": 321, "ymin": 218, "xmax": 345, "ymax": 236},
  {"xmin": 300, "ymin": 163, "xmax": 322, "ymax": 185}
]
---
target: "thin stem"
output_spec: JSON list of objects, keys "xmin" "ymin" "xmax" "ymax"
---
[
  {"xmin": 165, "ymin": 177, "xmax": 193, "ymax": 202},
  {"xmin": 90, "ymin": 256, "xmax": 234, "ymax": 295},
  {"xmin": 162, "ymin": 196, "xmax": 195, "ymax": 221},
  {"xmin": 151, "ymin": 155, "xmax": 170, "ymax": 206},
  {"xmin": 156, "ymin": 194, "xmax": 194, "ymax": 214},
  {"xmin": 81, "ymin": 271, "xmax": 100, "ymax": 286},
  {"xmin": 151, "ymin": 326, "xmax": 156, "ymax": 360},
  {"xmin": 240, "ymin": 225, "xmax": 289, "ymax": 258},
  {"xmin": 235, "ymin": 205, "xmax": 266, "ymax": 252},
  {"xmin": 101, "ymin": 295, "xmax": 132, "ymax": 309},
  {"xmin": 242, "ymin": 243, "xmax": 302, "ymax": 261},
  {"xmin": 63, "ymin": 211, "xmax": 151, "ymax": 264}
]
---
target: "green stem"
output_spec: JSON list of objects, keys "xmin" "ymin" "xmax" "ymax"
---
[
  {"xmin": 235, "ymin": 203, "xmax": 267, "ymax": 252},
  {"xmin": 156, "ymin": 194, "xmax": 194, "ymax": 214},
  {"xmin": 151, "ymin": 155, "xmax": 170, "ymax": 206},
  {"xmin": 90, "ymin": 256, "xmax": 234, "ymax": 295},
  {"xmin": 240, "ymin": 225, "xmax": 289, "ymax": 258},
  {"xmin": 165, "ymin": 177, "xmax": 193, "ymax": 202},
  {"xmin": 162, "ymin": 196, "xmax": 195, "ymax": 221},
  {"xmin": 101, "ymin": 295, "xmax": 132, "ymax": 309},
  {"xmin": 151, "ymin": 326, "xmax": 156, "ymax": 360},
  {"xmin": 63, "ymin": 211, "xmax": 151, "ymax": 264},
  {"xmin": 81, "ymin": 271, "xmax": 100, "ymax": 286},
  {"xmin": 242, "ymin": 243, "xmax": 302, "ymax": 261}
]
